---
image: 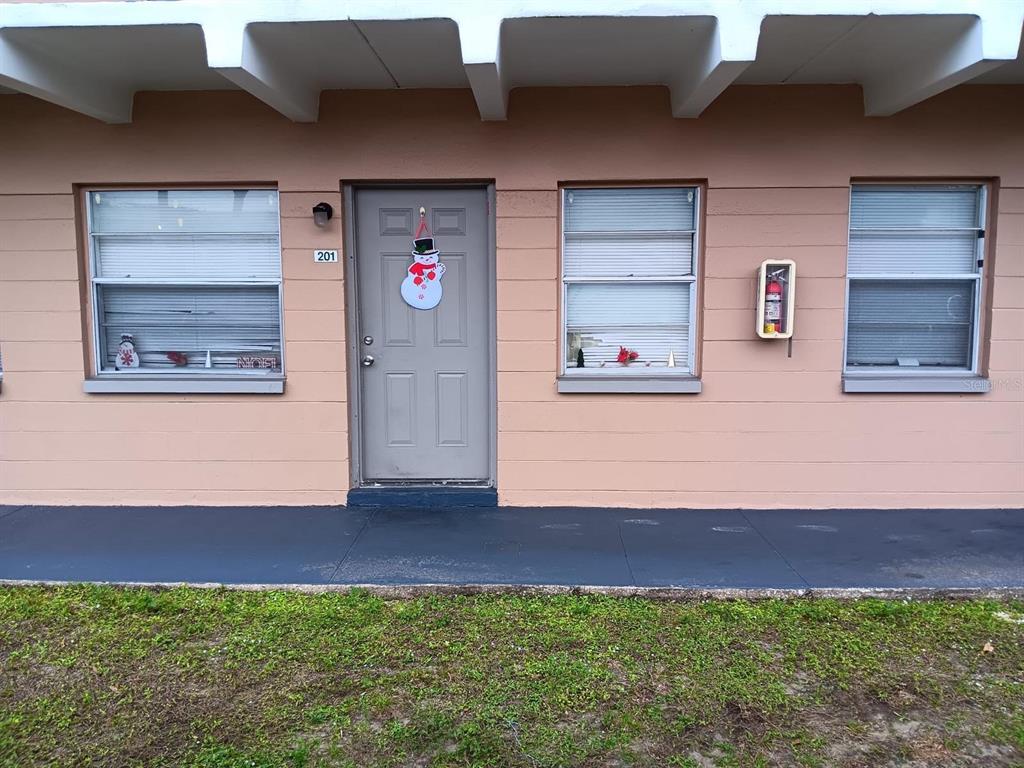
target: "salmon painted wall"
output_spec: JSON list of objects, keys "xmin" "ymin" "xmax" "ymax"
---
[{"xmin": 0, "ymin": 85, "xmax": 1022, "ymax": 508}]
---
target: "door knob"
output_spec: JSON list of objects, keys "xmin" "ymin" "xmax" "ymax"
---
[{"xmin": 361, "ymin": 355, "xmax": 375, "ymax": 367}]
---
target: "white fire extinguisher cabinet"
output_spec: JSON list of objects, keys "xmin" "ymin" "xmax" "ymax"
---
[{"xmin": 756, "ymin": 259, "xmax": 796, "ymax": 339}]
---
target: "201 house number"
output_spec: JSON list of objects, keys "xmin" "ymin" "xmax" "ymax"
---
[{"xmin": 313, "ymin": 249, "xmax": 338, "ymax": 262}]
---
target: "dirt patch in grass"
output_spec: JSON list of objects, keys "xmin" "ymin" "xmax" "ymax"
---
[{"xmin": 0, "ymin": 587, "xmax": 1022, "ymax": 767}]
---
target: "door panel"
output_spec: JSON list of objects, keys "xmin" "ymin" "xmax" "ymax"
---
[
  {"xmin": 434, "ymin": 253, "xmax": 467, "ymax": 346},
  {"xmin": 384, "ymin": 372, "xmax": 416, "ymax": 447},
  {"xmin": 355, "ymin": 188, "xmax": 490, "ymax": 482}
]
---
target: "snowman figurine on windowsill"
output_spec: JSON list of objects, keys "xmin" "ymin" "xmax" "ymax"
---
[{"xmin": 401, "ymin": 211, "xmax": 446, "ymax": 311}]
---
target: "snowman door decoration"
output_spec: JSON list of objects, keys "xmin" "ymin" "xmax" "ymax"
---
[{"xmin": 400, "ymin": 208, "xmax": 446, "ymax": 310}]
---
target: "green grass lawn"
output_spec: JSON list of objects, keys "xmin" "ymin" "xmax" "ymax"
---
[{"xmin": 1, "ymin": 587, "xmax": 1022, "ymax": 767}]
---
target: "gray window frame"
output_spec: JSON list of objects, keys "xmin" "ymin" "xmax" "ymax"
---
[
  {"xmin": 82, "ymin": 186, "xmax": 285, "ymax": 394},
  {"xmin": 557, "ymin": 185, "xmax": 702, "ymax": 394},
  {"xmin": 842, "ymin": 182, "xmax": 990, "ymax": 394}
]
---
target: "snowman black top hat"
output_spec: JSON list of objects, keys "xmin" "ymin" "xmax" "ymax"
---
[{"xmin": 413, "ymin": 236, "xmax": 437, "ymax": 255}]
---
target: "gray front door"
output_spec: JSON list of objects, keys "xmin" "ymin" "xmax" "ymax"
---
[{"xmin": 353, "ymin": 187, "xmax": 492, "ymax": 483}]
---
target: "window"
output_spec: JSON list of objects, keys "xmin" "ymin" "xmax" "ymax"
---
[
  {"xmin": 559, "ymin": 186, "xmax": 700, "ymax": 393},
  {"xmin": 84, "ymin": 189, "xmax": 284, "ymax": 393},
  {"xmin": 844, "ymin": 184, "xmax": 988, "ymax": 393}
]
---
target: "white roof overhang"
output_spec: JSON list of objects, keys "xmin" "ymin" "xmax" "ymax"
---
[{"xmin": 0, "ymin": 0, "xmax": 1021, "ymax": 123}]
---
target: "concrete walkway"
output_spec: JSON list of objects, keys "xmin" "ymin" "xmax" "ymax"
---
[{"xmin": 1, "ymin": 505, "xmax": 1022, "ymax": 591}]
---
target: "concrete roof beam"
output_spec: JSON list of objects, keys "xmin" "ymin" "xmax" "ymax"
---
[
  {"xmin": 862, "ymin": 9, "xmax": 1024, "ymax": 116},
  {"xmin": 455, "ymin": 16, "xmax": 508, "ymax": 121},
  {"xmin": 204, "ymin": 23, "xmax": 320, "ymax": 123},
  {"xmin": 0, "ymin": 33, "xmax": 133, "ymax": 122},
  {"xmin": 670, "ymin": 12, "xmax": 763, "ymax": 118}
]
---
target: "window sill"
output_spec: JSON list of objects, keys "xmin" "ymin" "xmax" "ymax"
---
[
  {"xmin": 83, "ymin": 377, "xmax": 285, "ymax": 394},
  {"xmin": 557, "ymin": 375, "xmax": 702, "ymax": 394},
  {"xmin": 842, "ymin": 375, "xmax": 990, "ymax": 394}
]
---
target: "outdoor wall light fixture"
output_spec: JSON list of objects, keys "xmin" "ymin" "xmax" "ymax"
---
[{"xmin": 312, "ymin": 202, "xmax": 333, "ymax": 227}]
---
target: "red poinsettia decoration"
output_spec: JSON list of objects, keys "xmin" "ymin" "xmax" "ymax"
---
[
  {"xmin": 616, "ymin": 346, "xmax": 639, "ymax": 365},
  {"xmin": 166, "ymin": 351, "xmax": 189, "ymax": 367}
]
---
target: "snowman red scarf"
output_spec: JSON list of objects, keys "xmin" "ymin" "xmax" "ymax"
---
[{"xmin": 408, "ymin": 261, "xmax": 438, "ymax": 285}]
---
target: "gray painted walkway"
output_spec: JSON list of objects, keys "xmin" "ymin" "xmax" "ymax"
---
[{"xmin": 1, "ymin": 505, "xmax": 1022, "ymax": 589}]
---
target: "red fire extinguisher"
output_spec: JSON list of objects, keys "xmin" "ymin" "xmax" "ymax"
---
[{"xmin": 764, "ymin": 274, "xmax": 783, "ymax": 333}]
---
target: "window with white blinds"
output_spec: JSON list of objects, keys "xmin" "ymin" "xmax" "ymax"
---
[
  {"xmin": 846, "ymin": 185, "xmax": 985, "ymax": 372},
  {"xmin": 562, "ymin": 187, "xmax": 698, "ymax": 375},
  {"xmin": 87, "ymin": 189, "xmax": 283, "ymax": 376}
]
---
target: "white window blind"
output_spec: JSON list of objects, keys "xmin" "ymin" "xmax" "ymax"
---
[
  {"xmin": 563, "ymin": 187, "xmax": 698, "ymax": 374},
  {"xmin": 88, "ymin": 189, "xmax": 282, "ymax": 375},
  {"xmin": 846, "ymin": 185, "xmax": 983, "ymax": 371}
]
